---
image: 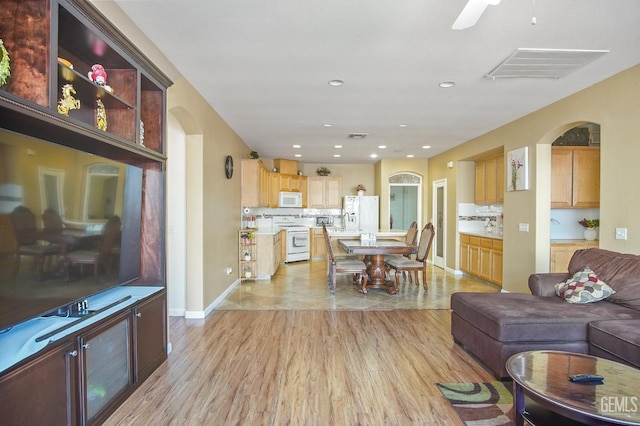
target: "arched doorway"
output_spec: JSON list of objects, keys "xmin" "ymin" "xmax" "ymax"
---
[{"xmin": 388, "ymin": 172, "xmax": 421, "ymax": 230}]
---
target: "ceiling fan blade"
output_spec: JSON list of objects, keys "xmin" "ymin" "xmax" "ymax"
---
[{"xmin": 452, "ymin": 0, "xmax": 500, "ymax": 30}]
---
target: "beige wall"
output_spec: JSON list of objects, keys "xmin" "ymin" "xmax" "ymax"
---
[{"xmin": 429, "ymin": 65, "xmax": 640, "ymax": 293}]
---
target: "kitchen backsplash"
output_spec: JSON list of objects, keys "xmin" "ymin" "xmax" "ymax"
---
[
  {"xmin": 245, "ymin": 207, "xmax": 343, "ymax": 229},
  {"xmin": 551, "ymin": 208, "xmax": 600, "ymax": 240},
  {"xmin": 458, "ymin": 203, "xmax": 503, "ymax": 234}
]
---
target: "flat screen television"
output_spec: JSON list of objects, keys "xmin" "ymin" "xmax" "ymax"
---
[{"xmin": 0, "ymin": 129, "xmax": 143, "ymax": 332}]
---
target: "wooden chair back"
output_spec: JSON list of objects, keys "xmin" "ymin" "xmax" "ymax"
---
[{"xmin": 415, "ymin": 223, "xmax": 435, "ymax": 263}]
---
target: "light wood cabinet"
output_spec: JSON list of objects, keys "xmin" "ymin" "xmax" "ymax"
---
[
  {"xmin": 475, "ymin": 155, "xmax": 504, "ymax": 204},
  {"xmin": 256, "ymin": 231, "xmax": 283, "ymax": 278},
  {"xmin": 460, "ymin": 233, "xmax": 502, "ymax": 286},
  {"xmin": 311, "ymin": 228, "xmax": 326, "ymax": 258},
  {"xmin": 551, "ymin": 147, "xmax": 600, "ymax": 208},
  {"xmin": 550, "ymin": 241, "xmax": 599, "ymax": 272},
  {"xmin": 241, "ymin": 159, "xmax": 270, "ymax": 207},
  {"xmin": 274, "ymin": 158, "xmax": 298, "ymax": 175},
  {"xmin": 307, "ymin": 176, "xmax": 342, "ymax": 208},
  {"xmin": 269, "ymin": 172, "xmax": 281, "ymax": 207}
]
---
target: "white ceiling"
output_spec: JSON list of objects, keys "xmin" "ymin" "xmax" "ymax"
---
[{"xmin": 112, "ymin": 0, "xmax": 640, "ymax": 164}]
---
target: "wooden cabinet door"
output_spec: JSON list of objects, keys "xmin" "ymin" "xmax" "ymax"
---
[
  {"xmin": 485, "ymin": 158, "xmax": 498, "ymax": 203},
  {"xmin": 259, "ymin": 165, "xmax": 270, "ymax": 207},
  {"xmin": 269, "ymin": 173, "xmax": 280, "ymax": 207},
  {"xmin": 0, "ymin": 340, "xmax": 78, "ymax": 425},
  {"xmin": 468, "ymin": 237, "xmax": 481, "ymax": 275},
  {"xmin": 490, "ymin": 240, "xmax": 503, "ymax": 286},
  {"xmin": 311, "ymin": 228, "xmax": 326, "ymax": 257},
  {"xmin": 324, "ymin": 177, "xmax": 342, "ymax": 207},
  {"xmin": 572, "ymin": 147, "xmax": 600, "ymax": 208},
  {"xmin": 299, "ymin": 176, "xmax": 308, "ymax": 207},
  {"xmin": 497, "ymin": 155, "xmax": 504, "ymax": 203},
  {"xmin": 134, "ymin": 293, "xmax": 166, "ymax": 383},
  {"xmin": 307, "ymin": 177, "xmax": 326, "ymax": 208},
  {"xmin": 474, "ymin": 161, "xmax": 486, "ymax": 204},
  {"xmin": 460, "ymin": 242, "xmax": 469, "ymax": 272},
  {"xmin": 479, "ymin": 238, "xmax": 492, "ymax": 281},
  {"xmin": 241, "ymin": 159, "xmax": 260, "ymax": 207},
  {"xmin": 280, "ymin": 175, "xmax": 292, "ymax": 192},
  {"xmin": 550, "ymin": 147, "xmax": 573, "ymax": 208}
]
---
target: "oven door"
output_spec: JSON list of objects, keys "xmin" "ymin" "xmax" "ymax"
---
[{"xmin": 286, "ymin": 229, "xmax": 310, "ymax": 261}]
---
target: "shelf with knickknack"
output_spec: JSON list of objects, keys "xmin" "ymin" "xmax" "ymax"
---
[
  {"xmin": 239, "ymin": 230, "xmax": 257, "ymax": 281},
  {"xmin": 0, "ymin": 0, "xmax": 169, "ymax": 160}
]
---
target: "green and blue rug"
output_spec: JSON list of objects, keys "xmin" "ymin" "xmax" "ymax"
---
[{"xmin": 436, "ymin": 381, "xmax": 513, "ymax": 425}]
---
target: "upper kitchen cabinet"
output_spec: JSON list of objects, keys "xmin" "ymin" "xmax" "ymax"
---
[
  {"xmin": 0, "ymin": 0, "xmax": 169, "ymax": 157},
  {"xmin": 241, "ymin": 159, "xmax": 270, "ymax": 207},
  {"xmin": 551, "ymin": 147, "xmax": 600, "ymax": 208},
  {"xmin": 307, "ymin": 176, "xmax": 342, "ymax": 208},
  {"xmin": 475, "ymin": 154, "xmax": 504, "ymax": 204}
]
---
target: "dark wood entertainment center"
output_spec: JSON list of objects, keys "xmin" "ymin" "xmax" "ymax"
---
[{"xmin": 0, "ymin": 1, "xmax": 171, "ymax": 424}]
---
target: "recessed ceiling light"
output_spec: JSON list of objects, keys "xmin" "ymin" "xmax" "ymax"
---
[
  {"xmin": 294, "ymin": 154, "xmax": 302, "ymax": 158},
  {"xmin": 328, "ymin": 79, "xmax": 344, "ymax": 87},
  {"xmin": 334, "ymin": 145, "xmax": 343, "ymax": 149},
  {"xmin": 292, "ymin": 144, "xmax": 301, "ymax": 149},
  {"xmin": 439, "ymin": 81, "xmax": 455, "ymax": 88},
  {"xmin": 398, "ymin": 124, "xmax": 409, "ymax": 128},
  {"xmin": 323, "ymin": 123, "xmax": 333, "ymax": 127},
  {"xmin": 406, "ymin": 154, "xmax": 414, "ymax": 158},
  {"xmin": 370, "ymin": 153, "xmax": 378, "ymax": 158},
  {"xmin": 333, "ymin": 154, "xmax": 341, "ymax": 158},
  {"xmin": 378, "ymin": 145, "xmax": 387, "ymax": 149},
  {"xmin": 422, "ymin": 145, "xmax": 431, "ymax": 149}
]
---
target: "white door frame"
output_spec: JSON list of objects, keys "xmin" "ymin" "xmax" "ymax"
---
[{"xmin": 432, "ymin": 179, "xmax": 447, "ymax": 268}]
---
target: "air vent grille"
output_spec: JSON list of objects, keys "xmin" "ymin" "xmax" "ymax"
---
[
  {"xmin": 348, "ymin": 133, "xmax": 368, "ymax": 139},
  {"xmin": 485, "ymin": 48, "xmax": 609, "ymax": 79}
]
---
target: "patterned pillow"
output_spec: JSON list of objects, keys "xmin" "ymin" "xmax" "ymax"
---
[{"xmin": 554, "ymin": 266, "xmax": 616, "ymax": 303}]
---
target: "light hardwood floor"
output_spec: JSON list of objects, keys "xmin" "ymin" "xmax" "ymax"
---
[{"xmin": 104, "ymin": 261, "xmax": 500, "ymax": 425}]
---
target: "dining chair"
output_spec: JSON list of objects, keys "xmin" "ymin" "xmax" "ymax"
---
[
  {"xmin": 384, "ymin": 221, "xmax": 418, "ymax": 282},
  {"xmin": 42, "ymin": 208, "xmax": 64, "ymax": 234},
  {"xmin": 322, "ymin": 224, "xmax": 368, "ymax": 294},
  {"xmin": 63, "ymin": 215, "xmax": 122, "ymax": 281},
  {"xmin": 9, "ymin": 205, "xmax": 59, "ymax": 277},
  {"xmin": 384, "ymin": 223, "xmax": 435, "ymax": 290}
]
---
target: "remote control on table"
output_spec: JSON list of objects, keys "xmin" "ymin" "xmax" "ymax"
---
[{"xmin": 569, "ymin": 374, "xmax": 604, "ymax": 384}]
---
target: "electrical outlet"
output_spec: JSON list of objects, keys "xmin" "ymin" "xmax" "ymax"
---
[
  {"xmin": 518, "ymin": 223, "xmax": 529, "ymax": 232},
  {"xmin": 615, "ymin": 228, "xmax": 628, "ymax": 240},
  {"xmin": 225, "ymin": 267, "xmax": 233, "ymax": 275}
]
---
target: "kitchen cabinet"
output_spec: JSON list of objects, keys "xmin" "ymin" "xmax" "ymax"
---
[
  {"xmin": 307, "ymin": 176, "xmax": 342, "ymax": 208},
  {"xmin": 274, "ymin": 158, "xmax": 298, "ymax": 175},
  {"xmin": 460, "ymin": 234, "xmax": 502, "ymax": 286},
  {"xmin": 241, "ymin": 159, "xmax": 270, "ymax": 207},
  {"xmin": 239, "ymin": 230, "xmax": 258, "ymax": 280},
  {"xmin": 551, "ymin": 147, "xmax": 600, "ymax": 208},
  {"xmin": 550, "ymin": 241, "xmax": 599, "ymax": 273},
  {"xmin": 269, "ymin": 172, "xmax": 281, "ymax": 207},
  {"xmin": 475, "ymin": 155, "xmax": 504, "ymax": 204},
  {"xmin": 256, "ymin": 231, "xmax": 283, "ymax": 278},
  {"xmin": 133, "ymin": 292, "xmax": 167, "ymax": 384},
  {"xmin": 311, "ymin": 228, "xmax": 326, "ymax": 258}
]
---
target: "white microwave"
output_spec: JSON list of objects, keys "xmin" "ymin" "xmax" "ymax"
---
[{"xmin": 279, "ymin": 191, "xmax": 303, "ymax": 208}]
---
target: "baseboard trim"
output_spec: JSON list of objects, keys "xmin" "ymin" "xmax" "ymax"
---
[{"xmin": 184, "ymin": 278, "xmax": 242, "ymax": 319}]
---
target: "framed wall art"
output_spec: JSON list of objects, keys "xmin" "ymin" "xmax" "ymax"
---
[{"xmin": 507, "ymin": 146, "xmax": 528, "ymax": 191}]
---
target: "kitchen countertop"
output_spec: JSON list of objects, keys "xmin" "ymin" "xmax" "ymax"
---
[
  {"xmin": 460, "ymin": 231, "xmax": 503, "ymax": 240},
  {"xmin": 322, "ymin": 228, "xmax": 407, "ymax": 238},
  {"xmin": 550, "ymin": 239, "xmax": 599, "ymax": 244}
]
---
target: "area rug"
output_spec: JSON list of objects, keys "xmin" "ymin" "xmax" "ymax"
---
[{"xmin": 436, "ymin": 381, "xmax": 513, "ymax": 425}]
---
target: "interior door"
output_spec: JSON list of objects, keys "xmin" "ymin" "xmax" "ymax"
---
[{"xmin": 432, "ymin": 179, "xmax": 446, "ymax": 269}]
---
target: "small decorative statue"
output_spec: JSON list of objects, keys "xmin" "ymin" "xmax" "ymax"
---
[
  {"xmin": 96, "ymin": 99, "xmax": 107, "ymax": 131},
  {"xmin": 87, "ymin": 64, "xmax": 113, "ymax": 93},
  {"xmin": 139, "ymin": 120, "xmax": 145, "ymax": 146},
  {"xmin": 0, "ymin": 39, "xmax": 10, "ymax": 87},
  {"xmin": 57, "ymin": 84, "xmax": 80, "ymax": 115}
]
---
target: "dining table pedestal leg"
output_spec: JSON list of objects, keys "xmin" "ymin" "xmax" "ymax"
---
[{"xmin": 363, "ymin": 255, "xmax": 398, "ymax": 294}]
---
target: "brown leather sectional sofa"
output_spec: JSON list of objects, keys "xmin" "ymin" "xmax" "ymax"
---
[{"xmin": 451, "ymin": 248, "xmax": 640, "ymax": 379}]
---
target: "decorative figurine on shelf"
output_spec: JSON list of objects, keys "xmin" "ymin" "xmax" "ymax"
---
[
  {"xmin": 139, "ymin": 120, "xmax": 145, "ymax": 146},
  {"xmin": 355, "ymin": 184, "xmax": 366, "ymax": 196},
  {"xmin": 57, "ymin": 84, "xmax": 80, "ymax": 115},
  {"xmin": 250, "ymin": 151, "xmax": 259, "ymax": 159},
  {"xmin": 317, "ymin": 166, "xmax": 331, "ymax": 176},
  {"xmin": 0, "ymin": 39, "xmax": 10, "ymax": 87},
  {"xmin": 87, "ymin": 64, "xmax": 113, "ymax": 93},
  {"xmin": 96, "ymin": 98, "xmax": 107, "ymax": 131}
]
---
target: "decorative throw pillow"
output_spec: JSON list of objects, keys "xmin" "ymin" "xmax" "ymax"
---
[{"xmin": 554, "ymin": 266, "xmax": 616, "ymax": 304}]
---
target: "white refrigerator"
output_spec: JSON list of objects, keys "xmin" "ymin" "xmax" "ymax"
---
[{"xmin": 343, "ymin": 195, "xmax": 379, "ymax": 232}]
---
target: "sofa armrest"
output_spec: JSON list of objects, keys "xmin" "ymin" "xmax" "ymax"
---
[{"xmin": 528, "ymin": 273, "xmax": 570, "ymax": 297}]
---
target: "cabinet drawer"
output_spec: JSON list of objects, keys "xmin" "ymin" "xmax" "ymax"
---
[
  {"xmin": 492, "ymin": 240, "xmax": 503, "ymax": 251},
  {"xmin": 469, "ymin": 236, "xmax": 481, "ymax": 246},
  {"xmin": 460, "ymin": 234, "xmax": 470, "ymax": 244},
  {"xmin": 481, "ymin": 238, "xmax": 493, "ymax": 248}
]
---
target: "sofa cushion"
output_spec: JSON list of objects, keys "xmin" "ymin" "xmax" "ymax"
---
[
  {"xmin": 450, "ymin": 292, "xmax": 640, "ymax": 343},
  {"xmin": 554, "ymin": 266, "xmax": 615, "ymax": 303},
  {"xmin": 569, "ymin": 249, "xmax": 640, "ymax": 310},
  {"xmin": 588, "ymin": 320, "xmax": 640, "ymax": 368}
]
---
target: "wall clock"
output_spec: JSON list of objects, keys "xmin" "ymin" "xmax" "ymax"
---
[{"xmin": 225, "ymin": 155, "xmax": 234, "ymax": 179}]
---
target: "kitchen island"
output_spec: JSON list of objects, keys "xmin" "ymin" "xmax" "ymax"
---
[{"xmin": 311, "ymin": 228, "xmax": 408, "ymax": 259}]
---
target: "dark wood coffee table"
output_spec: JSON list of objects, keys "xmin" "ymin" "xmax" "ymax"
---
[{"xmin": 506, "ymin": 350, "xmax": 640, "ymax": 426}]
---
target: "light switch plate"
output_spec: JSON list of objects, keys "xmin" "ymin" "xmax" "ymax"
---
[
  {"xmin": 519, "ymin": 223, "xmax": 529, "ymax": 232},
  {"xmin": 615, "ymin": 228, "xmax": 628, "ymax": 240}
]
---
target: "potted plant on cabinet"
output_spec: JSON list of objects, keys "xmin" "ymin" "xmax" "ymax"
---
[
  {"xmin": 578, "ymin": 218, "xmax": 599, "ymax": 241},
  {"xmin": 317, "ymin": 167, "xmax": 331, "ymax": 176}
]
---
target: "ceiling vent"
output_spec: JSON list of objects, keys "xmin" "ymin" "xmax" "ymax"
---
[
  {"xmin": 485, "ymin": 48, "xmax": 609, "ymax": 79},
  {"xmin": 348, "ymin": 133, "xmax": 368, "ymax": 139}
]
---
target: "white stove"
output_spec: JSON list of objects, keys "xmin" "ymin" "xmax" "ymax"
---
[{"xmin": 272, "ymin": 216, "xmax": 310, "ymax": 262}]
